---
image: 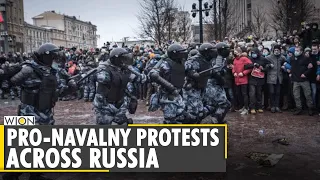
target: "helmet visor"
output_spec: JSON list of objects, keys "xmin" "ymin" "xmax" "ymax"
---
[{"xmin": 121, "ymin": 53, "xmax": 134, "ymax": 66}]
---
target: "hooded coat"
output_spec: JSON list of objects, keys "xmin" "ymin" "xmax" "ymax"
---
[
  {"xmin": 311, "ymin": 23, "xmax": 320, "ymax": 42},
  {"xmin": 232, "ymin": 52, "xmax": 252, "ymax": 85}
]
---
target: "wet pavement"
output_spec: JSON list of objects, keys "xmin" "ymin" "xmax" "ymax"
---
[{"xmin": 0, "ymin": 99, "xmax": 320, "ymax": 179}]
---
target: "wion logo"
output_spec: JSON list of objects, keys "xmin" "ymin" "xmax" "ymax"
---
[{"xmin": 4, "ymin": 116, "xmax": 36, "ymax": 126}]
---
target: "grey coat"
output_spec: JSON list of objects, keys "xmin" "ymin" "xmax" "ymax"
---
[{"xmin": 266, "ymin": 54, "xmax": 286, "ymax": 84}]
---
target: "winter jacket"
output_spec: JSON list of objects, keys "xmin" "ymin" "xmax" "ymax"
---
[
  {"xmin": 266, "ymin": 54, "xmax": 286, "ymax": 84},
  {"xmin": 309, "ymin": 53, "xmax": 319, "ymax": 83},
  {"xmin": 299, "ymin": 29, "xmax": 313, "ymax": 48},
  {"xmin": 223, "ymin": 57, "xmax": 234, "ymax": 88},
  {"xmin": 232, "ymin": 53, "xmax": 252, "ymax": 86},
  {"xmin": 289, "ymin": 55, "xmax": 313, "ymax": 82},
  {"xmin": 245, "ymin": 56, "xmax": 271, "ymax": 86}
]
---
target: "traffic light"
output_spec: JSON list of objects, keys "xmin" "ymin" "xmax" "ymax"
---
[{"xmin": 192, "ymin": 3, "xmax": 196, "ymax": 10}]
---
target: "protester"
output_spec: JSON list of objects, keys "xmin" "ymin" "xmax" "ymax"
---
[
  {"xmin": 289, "ymin": 46, "xmax": 314, "ymax": 115},
  {"xmin": 266, "ymin": 45, "xmax": 286, "ymax": 113},
  {"xmin": 232, "ymin": 47, "xmax": 252, "ymax": 115}
]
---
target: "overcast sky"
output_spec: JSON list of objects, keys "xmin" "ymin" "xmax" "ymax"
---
[{"xmin": 24, "ymin": 0, "xmax": 199, "ymax": 47}]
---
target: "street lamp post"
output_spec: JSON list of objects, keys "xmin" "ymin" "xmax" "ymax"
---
[{"xmin": 191, "ymin": 0, "xmax": 212, "ymax": 43}]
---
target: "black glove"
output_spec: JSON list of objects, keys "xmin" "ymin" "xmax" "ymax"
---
[
  {"xmin": 191, "ymin": 72, "xmax": 200, "ymax": 79},
  {"xmin": 211, "ymin": 72, "xmax": 225, "ymax": 86}
]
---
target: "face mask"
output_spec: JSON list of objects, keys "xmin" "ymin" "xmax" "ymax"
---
[
  {"xmin": 294, "ymin": 51, "xmax": 302, "ymax": 56},
  {"xmin": 263, "ymin": 52, "xmax": 268, "ymax": 56},
  {"xmin": 312, "ymin": 50, "xmax": 319, "ymax": 55},
  {"xmin": 251, "ymin": 53, "xmax": 258, "ymax": 58},
  {"xmin": 52, "ymin": 62, "xmax": 59, "ymax": 69},
  {"xmin": 274, "ymin": 52, "xmax": 280, "ymax": 56}
]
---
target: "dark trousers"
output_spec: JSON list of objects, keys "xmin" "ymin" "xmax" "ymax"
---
[
  {"xmin": 225, "ymin": 87, "xmax": 235, "ymax": 106},
  {"xmin": 293, "ymin": 81, "xmax": 313, "ymax": 109},
  {"xmin": 263, "ymin": 83, "xmax": 269, "ymax": 109},
  {"xmin": 269, "ymin": 83, "xmax": 281, "ymax": 108},
  {"xmin": 281, "ymin": 78, "xmax": 295, "ymax": 109},
  {"xmin": 236, "ymin": 84, "xmax": 249, "ymax": 109},
  {"xmin": 249, "ymin": 84, "xmax": 263, "ymax": 110},
  {"xmin": 316, "ymin": 84, "xmax": 320, "ymax": 112}
]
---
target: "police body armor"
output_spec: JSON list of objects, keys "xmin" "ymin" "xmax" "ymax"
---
[
  {"xmin": 166, "ymin": 58, "xmax": 185, "ymax": 89},
  {"xmin": 96, "ymin": 65, "xmax": 130, "ymax": 104},
  {"xmin": 196, "ymin": 57, "xmax": 212, "ymax": 89},
  {"xmin": 20, "ymin": 63, "xmax": 58, "ymax": 112}
]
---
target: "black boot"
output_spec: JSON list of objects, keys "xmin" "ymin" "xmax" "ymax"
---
[
  {"xmin": 271, "ymin": 107, "xmax": 276, "ymax": 113},
  {"xmin": 308, "ymin": 108, "xmax": 314, "ymax": 116},
  {"xmin": 281, "ymin": 96, "xmax": 288, "ymax": 110},
  {"xmin": 293, "ymin": 108, "xmax": 303, "ymax": 115}
]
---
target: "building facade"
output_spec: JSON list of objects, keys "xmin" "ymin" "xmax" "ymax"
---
[
  {"xmin": 0, "ymin": 0, "xmax": 24, "ymax": 52},
  {"xmin": 115, "ymin": 37, "xmax": 154, "ymax": 48},
  {"xmin": 32, "ymin": 11, "xmax": 98, "ymax": 49},
  {"xmin": 24, "ymin": 22, "xmax": 67, "ymax": 53},
  {"xmin": 231, "ymin": 0, "xmax": 320, "ymax": 38},
  {"xmin": 23, "ymin": 22, "xmax": 50, "ymax": 53},
  {"xmin": 191, "ymin": 24, "xmax": 214, "ymax": 43}
]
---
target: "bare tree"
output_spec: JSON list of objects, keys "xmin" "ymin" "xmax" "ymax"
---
[
  {"xmin": 250, "ymin": 5, "xmax": 269, "ymax": 39},
  {"xmin": 136, "ymin": 0, "xmax": 176, "ymax": 46},
  {"xmin": 173, "ymin": 7, "xmax": 192, "ymax": 43},
  {"xmin": 270, "ymin": 0, "xmax": 317, "ymax": 35},
  {"xmin": 205, "ymin": 0, "xmax": 239, "ymax": 40}
]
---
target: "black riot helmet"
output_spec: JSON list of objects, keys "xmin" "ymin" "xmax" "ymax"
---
[
  {"xmin": 34, "ymin": 43, "xmax": 60, "ymax": 66},
  {"xmin": 189, "ymin": 49, "xmax": 199, "ymax": 57},
  {"xmin": 198, "ymin": 43, "xmax": 217, "ymax": 61},
  {"xmin": 167, "ymin": 44, "xmax": 188, "ymax": 63},
  {"xmin": 109, "ymin": 48, "xmax": 133, "ymax": 67},
  {"xmin": 216, "ymin": 42, "xmax": 230, "ymax": 58}
]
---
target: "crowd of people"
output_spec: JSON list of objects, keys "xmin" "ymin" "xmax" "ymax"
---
[{"xmin": 1, "ymin": 22, "xmax": 320, "ymax": 119}]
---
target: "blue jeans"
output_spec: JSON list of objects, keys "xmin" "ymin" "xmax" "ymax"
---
[{"xmin": 225, "ymin": 88, "xmax": 234, "ymax": 101}]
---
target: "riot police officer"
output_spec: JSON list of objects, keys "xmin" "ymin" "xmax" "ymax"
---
[
  {"xmin": 148, "ymin": 44, "xmax": 190, "ymax": 124},
  {"xmin": 184, "ymin": 43, "xmax": 218, "ymax": 123},
  {"xmin": 203, "ymin": 42, "xmax": 231, "ymax": 124},
  {"xmin": 93, "ymin": 48, "xmax": 146, "ymax": 125},
  {"xmin": 83, "ymin": 61, "xmax": 97, "ymax": 102},
  {"xmin": 188, "ymin": 49, "xmax": 199, "ymax": 58},
  {"xmin": 11, "ymin": 43, "xmax": 60, "ymax": 125},
  {"xmin": 2, "ymin": 43, "xmax": 59, "ymax": 180}
]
